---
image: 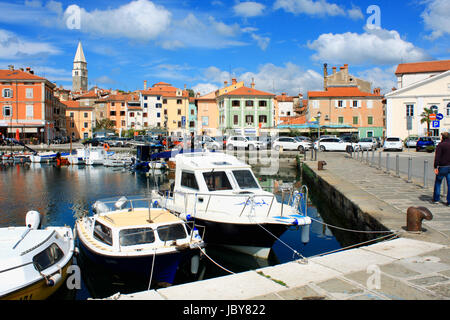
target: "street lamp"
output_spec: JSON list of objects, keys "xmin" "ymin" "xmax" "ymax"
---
[{"xmin": 317, "ymin": 111, "xmax": 321, "ymax": 152}]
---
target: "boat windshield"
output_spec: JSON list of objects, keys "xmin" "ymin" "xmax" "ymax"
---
[
  {"xmin": 203, "ymin": 171, "xmax": 233, "ymax": 191},
  {"xmin": 32, "ymin": 243, "xmax": 65, "ymax": 272},
  {"xmin": 232, "ymin": 170, "xmax": 259, "ymax": 189},
  {"xmin": 119, "ymin": 228, "xmax": 155, "ymax": 246},
  {"xmin": 157, "ymin": 224, "xmax": 187, "ymax": 242}
]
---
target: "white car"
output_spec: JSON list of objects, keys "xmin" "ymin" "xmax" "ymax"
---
[
  {"xmin": 357, "ymin": 137, "xmax": 377, "ymax": 151},
  {"xmin": 194, "ymin": 136, "xmax": 221, "ymax": 150},
  {"xmin": 405, "ymin": 136, "xmax": 418, "ymax": 148},
  {"xmin": 226, "ymin": 136, "xmax": 264, "ymax": 150},
  {"xmin": 272, "ymin": 137, "xmax": 312, "ymax": 151},
  {"xmin": 383, "ymin": 137, "xmax": 403, "ymax": 151},
  {"xmin": 314, "ymin": 138, "xmax": 358, "ymax": 152}
]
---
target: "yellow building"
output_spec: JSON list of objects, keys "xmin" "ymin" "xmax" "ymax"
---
[
  {"xmin": 141, "ymin": 82, "xmax": 190, "ymax": 136},
  {"xmin": 63, "ymin": 100, "xmax": 94, "ymax": 140}
]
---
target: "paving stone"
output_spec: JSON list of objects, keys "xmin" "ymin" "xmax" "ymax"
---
[
  {"xmin": 315, "ymin": 278, "xmax": 364, "ymax": 299},
  {"xmin": 276, "ymin": 286, "xmax": 326, "ymax": 300},
  {"xmin": 426, "ymin": 283, "xmax": 450, "ymax": 298},
  {"xmin": 380, "ymin": 263, "xmax": 421, "ymax": 278}
]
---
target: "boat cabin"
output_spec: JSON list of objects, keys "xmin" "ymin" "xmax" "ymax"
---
[{"xmin": 174, "ymin": 152, "xmax": 262, "ymax": 195}]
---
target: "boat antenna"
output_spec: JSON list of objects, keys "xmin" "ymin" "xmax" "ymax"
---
[{"xmin": 146, "ymin": 175, "xmax": 153, "ymax": 223}]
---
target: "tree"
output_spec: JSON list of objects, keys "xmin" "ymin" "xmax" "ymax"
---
[
  {"xmin": 420, "ymin": 107, "xmax": 433, "ymax": 136},
  {"xmin": 95, "ymin": 119, "xmax": 115, "ymax": 131}
]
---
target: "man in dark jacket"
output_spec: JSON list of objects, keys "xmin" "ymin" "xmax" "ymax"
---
[{"xmin": 433, "ymin": 132, "xmax": 450, "ymax": 206}]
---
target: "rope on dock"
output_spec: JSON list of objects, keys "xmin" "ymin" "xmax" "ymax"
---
[{"xmin": 195, "ymin": 244, "xmax": 236, "ymax": 275}]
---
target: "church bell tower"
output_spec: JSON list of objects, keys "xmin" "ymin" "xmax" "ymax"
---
[{"xmin": 72, "ymin": 41, "xmax": 88, "ymax": 92}]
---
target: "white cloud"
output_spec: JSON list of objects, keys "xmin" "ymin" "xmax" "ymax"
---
[
  {"xmin": 347, "ymin": 5, "xmax": 364, "ymax": 20},
  {"xmin": 94, "ymin": 75, "xmax": 117, "ymax": 85},
  {"xmin": 251, "ymin": 33, "xmax": 270, "ymax": 50},
  {"xmin": 64, "ymin": 0, "xmax": 172, "ymax": 40},
  {"xmin": 233, "ymin": 1, "xmax": 266, "ymax": 17},
  {"xmin": 192, "ymin": 83, "xmax": 219, "ymax": 96},
  {"xmin": 307, "ymin": 28, "xmax": 431, "ymax": 65},
  {"xmin": 199, "ymin": 63, "xmax": 323, "ymax": 95},
  {"xmin": 274, "ymin": 0, "xmax": 346, "ymax": 17},
  {"xmin": 421, "ymin": 0, "xmax": 450, "ymax": 40},
  {"xmin": 0, "ymin": 29, "xmax": 60, "ymax": 59}
]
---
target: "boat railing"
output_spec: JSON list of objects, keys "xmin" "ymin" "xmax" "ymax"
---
[{"xmin": 162, "ymin": 188, "xmax": 308, "ymax": 218}]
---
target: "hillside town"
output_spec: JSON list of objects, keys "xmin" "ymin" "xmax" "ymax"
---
[{"xmin": 1, "ymin": 41, "xmax": 449, "ymax": 145}]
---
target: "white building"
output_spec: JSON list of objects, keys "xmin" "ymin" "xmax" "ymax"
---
[{"xmin": 385, "ymin": 64, "xmax": 450, "ymax": 139}]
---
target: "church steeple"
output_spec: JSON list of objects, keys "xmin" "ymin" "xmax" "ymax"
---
[{"xmin": 72, "ymin": 41, "xmax": 88, "ymax": 92}]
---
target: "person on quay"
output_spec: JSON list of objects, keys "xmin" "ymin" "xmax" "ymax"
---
[{"xmin": 433, "ymin": 131, "xmax": 450, "ymax": 206}]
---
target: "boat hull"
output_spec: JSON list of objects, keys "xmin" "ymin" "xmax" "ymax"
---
[
  {"xmin": 77, "ymin": 237, "xmax": 195, "ymax": 285},
  {"xmin": 190, "ymin": 217, "xmax": 290, "ymax": 258},
  {"xmin": 0, "ymin": 258, "xmax": 73, "ymax": 300}
]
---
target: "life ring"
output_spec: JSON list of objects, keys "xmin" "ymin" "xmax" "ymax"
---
[{"xmin": 103, "ymin": 143, "xmax": 110, "ymax": 151}]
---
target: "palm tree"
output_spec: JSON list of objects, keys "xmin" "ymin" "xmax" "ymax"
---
[{"xmin": 420, "ymin": 107, "xmax": 433, "ymax": 136}]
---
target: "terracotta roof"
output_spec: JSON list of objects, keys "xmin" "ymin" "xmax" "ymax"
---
[
  {"xmin": 0, "ymin": 69, "xmax": 46, "ymax": 81},
  {"xmin": 62, "ymin": 100, "xmax": 88, "ymax": 109},
  {"xmin": 279, "ymin": 115, "xmax": 306, "ymax": 125},
  {"xmin": 141, "ymin": 86, "xmax": 189, "ymax": 98},
  {"xmin": 196, "ymin": 91, "xmax": 217, "ymax": 100},
  {"xmin": 276, "ymin": 93, "xmax": 294, "ymax": 102},
  {"xmin": 152, "ymin": 82, "xmax": 172, "ymax": 87},
  {"xmin": 308, "ymin": 86, "xmax": 381, "ymax": 98},
  {"xmin": 395, "ymin": 60, "xmax": 450, "ymax": 75},
  {"xmin": 220, "ymin": 86, "xmax": 275, "ymax": 97}
]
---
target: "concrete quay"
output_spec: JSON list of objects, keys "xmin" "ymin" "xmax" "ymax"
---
[{"xmin": 106, "ymin": 152, "xmax": 450, "ymax": 301}]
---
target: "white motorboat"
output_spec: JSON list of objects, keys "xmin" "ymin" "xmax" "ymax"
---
[
  {"xmin": 75, "ymin": 195, "xmax": 204, "ymax": 286},
  {"xmin": 0, "ymin": 211, "xmax": 75, "ymax": 300},
  {"xmin": 30, "ymin": 152, "xmax": 70, "ymax": 163},
  {"xmin": 153, "ymin": 151, "xmax": 311, "ymax": 258},
  {"xmin": 67, "ymin": 147, "xmax": 113, "ymax": 166},
  {"xmin": 104, "ymin": 155, "xmax": 133, "ymax": 167}
]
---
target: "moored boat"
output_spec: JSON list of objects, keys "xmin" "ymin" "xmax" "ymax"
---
[
  {"xmin": 0, "ymin": 211, "xmax": 75, "ymax": 300},
  {"xmin": 153, "ymin": 151, "xmax": 311, "ymax": 258},
  {"xmin": 75, "ymin": 195, "xmax": 204, "ymax": 286}
]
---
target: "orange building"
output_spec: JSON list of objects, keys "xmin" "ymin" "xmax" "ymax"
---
[
  {"xmin": 0, "ymin": 66, "xmax": 66, "ymax": 143},
  {"xmin": 63, "ymin": 100, "xmax": 94, "ymax": 140}
]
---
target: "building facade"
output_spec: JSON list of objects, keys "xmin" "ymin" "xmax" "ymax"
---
[
  {"xmin": 195, "ymin": 91, "xmax": 219, "ymax": 136},
  {"xmin": 64, "ymin": 100, "xmax": 94, "ymax": 140},
  {"xmin": 0, "ymin": 66, "xmax": 66, "ymax": 143},
  {"xmin": 308, "ymin": 86, "xmax": 384, "ymax": 138}
]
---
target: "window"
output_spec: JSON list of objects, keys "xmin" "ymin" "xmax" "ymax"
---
[
  {"xmin": 191, "ymin": 109, "xmax": 195, "ymax": 115},
  {"xmin": 121, "ymin": 120, "xmax": 126, "ymax": 126},
  {"xmin": 111, "ymin": 102, "xmax": 115, "ymax": 107},
  {"xmin": 70, "ymin": 112, "xmax": 74, "ymax": 118},
  {"xmin": 202, "ymin": 171, "xmax": 232, "ymax": 191},
  {"xmin": 144, "ymin": 96, "xmax": 148, "ymax": 100},
  {"xmin": 2, "ymin": 88, "xmax": 13, "ymax": 98},
  {"xmin": 163, "ymin": 99, "xmax": 167, "ymax": 104},
  {"xmin": 181, "ymin": 171, "xmax": 199, "ymax": 190},
  {"xmin": 93, "ymin": 221, "xmax": 113, "ymax": 246},
  {"xmin": 129, "ymin": 112, "xmax": 135, "ymax": 117},
  {"xmin": 156, "ymin": 103, "xmax": 162, "ymax": 108},
  {"xmin": 84, "ymin": 112, "xmax": 88, "ymax": 118},
  {"xmin": 26, "ymin": 88, "xmax": 33, "ymax": 99},
  {"xmin": 157, "ymin": 224, "xmax": 187, "ymax": 242},
  {"xmin": 3, "ymin": 105, "xmax": 12, "ymax": 117},
  {"xmin": 189, "ymin": 121, "xmax": 195, "ymax": 128},
  {"xmin": 177, "ymin": 99, "xmax": 182, "ymax": 105},
  {"xmin": 120, "ymin": 111, "xmax": 125, "ymax": 116},
  {"xmin": 119, "ymin": 228, "xmax": 155, "ymax": 246},
  {"xmin": 368, "ymin": 116, "xmax": 373, "ymax": 125},
  {"xmin": 233, "ymin": 170, "xmax": 259, "ymax": 189},
  {"xmin": 177, "ymin": 109, "xmax": 181, "ymax": 115},
  {"xmin": 202, "ymin": 116, "xmax": 209, "ymax": 126},
  {"xmin": 233, "ymin": 115, "xmax": 239, "ymax": 125},
  {"xmin": 338, "ymin": 116, "xmax": 344, "ymax": 124},
  {"xmin": 338, "ymin": 100, "xmax": 344, "ymax": 108},
  {"xmin": 245, "ymin": 115, "xmax": 254, "ymax": 124},
  {"xmin": 447, "ymin": 102, "xmax": 450, "ymax": 116},
  {"xmin": 144, "ymin": 103, "xmax": 148, "ymax": 108},
  {"xmin": 245, "ymin": 100, "xmax": 254, "ymax": 107},
  {"xmin": 121, "ymin": 103, "xmax": 125, "ymax": 107},
  {"xmin": 259, "ymin": 115, "xmax": 267, "ymax": 123},
  {"xmin": 110, "ymin": 111, "xmax": 116, "ymax": 116},
  {"xmin": 32, "ymin": 243, "xmax": 64, "ymax": 272},
  {"xmin": 259, "ymin": 101, "xmax": 267, "ymax": 107},
  {"xmin": 232, "ymin": 100, "xmax": 240, "ymax": 107},
  {"xmin": 26, "ymin": 105, "xmax": 33, "ymax": 118},
  {"xmin": 157, "ymin": 112, "xmax": 160, "ymax": 118},
  {"xmin": 353, "ymin": 116, "xmax": 358, "ymax": 125},
  {"xmin": 406, "ymin": 104, "xmax": 414, "ymax": 117},
  {"xmin": 352, "ymin": 100, "xmax": 359, "ymax": 108},
  {"xmin": 430, "ymin": 105, "xmax": 438, "ymax": 113},
  {"xmin": 84, "ymin": 122, "xmax": 88, "ymax": 128},
  {"xmin": 178, "ymin": 121, "xmax": 182, "ymax": 128}
]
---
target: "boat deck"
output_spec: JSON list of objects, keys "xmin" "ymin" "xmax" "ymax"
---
[{"xmin": 97, "ymin": 208, "xmax": 181, "ymax": 228}]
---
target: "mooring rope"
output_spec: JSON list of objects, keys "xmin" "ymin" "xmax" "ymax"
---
[
  {"xmin": 147, "ymin": 248, "xmax": 157, "ymax": 291},
  {"xmin": 308, "ymin": 216, "xmax": 397, "ymax": 234},
  {"xmin": 195, "ymin": 244, "xmax": 235, "ymax": 275}
]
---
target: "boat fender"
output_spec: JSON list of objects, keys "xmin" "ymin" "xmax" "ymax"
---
[
  {"xmin": 46, "ymin": 273, "xmax": 62, "ymax": 287},
  {"xmin": 26, "ymin": 211, "xmax": 41, "ymax": 230},
  {"xmin": 292, "ymin": 218, "xmax": 298, "ymax": 226},
  {"xmin": 153, "ymin": 200, "xmax": 158, "ymax": 208},
  {"xmin": 191, "ymin": 255, "xmax": 200, "ymax": 275},
  {"xmin": 186, "ymin": 214, "xmax": 193, "ymax": 221}
]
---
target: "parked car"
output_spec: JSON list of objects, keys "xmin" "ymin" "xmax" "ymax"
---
[
  {"xmin": 357, "ymin": 137, "xmax": 378, "ymax": 150},
  {"xmin": 404, "ymin": 136, "xmax": 419, "ymax": 148},
  {"xmin": 314, "ymin": 138, "xmax": 358, "ymax": 152},
  {"xmin": 193, "ymin": 135, "xmax": 221, "ymax": 150},
  {"xmin": 383, "ymin": 137, "xmax": 403, "ymax": 151},
  {"xmin": 272, "ymin": 137, "xmax": 312, "ymax": 151},
  {"xmin": 416, "ymin": 136, "xmax": 435, "ymax": 152},
  {"xmin": 226, "ymin": 136, "xmax": 264, "ymax": 150},
  {"xmin": 431, "ymin": 136, "xmax": 441, "ymax": 146}
]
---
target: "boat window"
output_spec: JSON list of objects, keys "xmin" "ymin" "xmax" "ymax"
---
[
  {"xmin": 32, "ymin": 243, "xmax": 65, "ymax": 272},
  {"xmin": 119, "ymin": 228, "xmax": 155, "ymax": 246},
  {"xmin": 93, "ymin": 221, "xmax": 113, "ymax": 246},
  {"xmin": 181, "ymin": 171, "xmax": 199, "ymax": 190},
  {"xmin": 232, "ymin": 170, "xmax": 259, "ymax": 189},
  {"xmin": 203, "ymin": 171, "xmax": 232, "ymax": 191},
  {"xmin": 157, "ymin": 224, "xmax": 187, "ymax": 242}
]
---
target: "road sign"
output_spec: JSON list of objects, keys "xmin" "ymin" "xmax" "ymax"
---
[
  {"xmin": 429, "ymin": 114, "xmax": 436, "ymax": 121},
  {"xmin": 436, "ymin": 113, "xmax": 444, "ymax": 121},
  {"xmin": 432, "ymin": 120, "xmax": 440, "ymax": 128}
]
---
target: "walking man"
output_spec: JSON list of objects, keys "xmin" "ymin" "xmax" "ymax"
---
[{"xmin": 433, "ymin": 132, "xmax": 450, "ymax": 206}]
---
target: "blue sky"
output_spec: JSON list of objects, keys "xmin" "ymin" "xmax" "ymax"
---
[{"xmin": 0, "ymin": 0, "xmax": 449, "ymax": 96}]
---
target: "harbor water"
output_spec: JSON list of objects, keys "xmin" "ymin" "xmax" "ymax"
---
[{"xmin": 0, "ymin": 162, "xmax": 356, "ymax": 300}]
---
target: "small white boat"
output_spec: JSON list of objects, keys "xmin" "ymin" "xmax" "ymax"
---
[
  {"xmin": 30, "ymin": 152, "xmax": 69, "ymax": 163},
  {"xmin": 153, "ymin": 151, "xmax": 311, "ymax": 258},
  {"xmin": 0, "ymin": 211, "xmax": 75, "ymax": 300},
  {"xmin": 104, "ymin": 155, "xmax": 133, "ymax": 167},
  {"xmin": 67, "ymin": 147, "xmax": 113, "ymax": 166},
  {"xmin": 75, "ymin": 196, "xmax": 204, "ymax": 286}
]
